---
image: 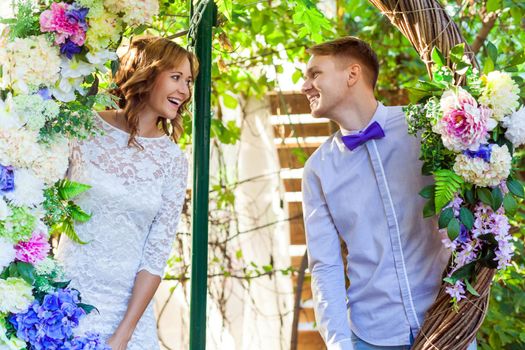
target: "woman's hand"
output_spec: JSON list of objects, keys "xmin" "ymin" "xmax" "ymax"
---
[{"xmin": 107, "ymin": 331, "xmax": 131, "ymax": 350}]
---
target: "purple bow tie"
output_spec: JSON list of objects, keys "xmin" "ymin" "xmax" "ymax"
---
[{"xmin": 341, "ymin": 121, "xmax": 385, "ymax": 151}]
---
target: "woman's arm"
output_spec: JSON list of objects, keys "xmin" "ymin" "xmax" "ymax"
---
[{"xmin": 107, "ymin": 270, "xmax": 161, "ymax": 350}]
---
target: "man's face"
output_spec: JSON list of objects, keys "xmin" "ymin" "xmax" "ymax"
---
[{"xmin": 301, "ymin": 55, "xmax": 349, "ymax": 119}]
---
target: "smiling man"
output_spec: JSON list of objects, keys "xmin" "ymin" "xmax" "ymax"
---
[{"xmin": 300, "ymin": 37, "xmax": 462, "ymax": 350}]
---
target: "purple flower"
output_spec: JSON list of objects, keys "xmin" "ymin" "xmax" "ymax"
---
[
  {"xmin": 38, "ymin": 88, "xmax": 52, "ymax": 100},
  {"xmin": 0, "ymin": 164, "xmax": 15, "ymax": 193},
  {"xmin": 66, "ymin": 4, "xmax": 89, "ymax": 30},
  {"xmin": 445, "ymin": 280, "xmax": 466, "ymax": 301},
  {"xmin": 458, "ymin": 224, "xmax": 470, "ymax": 243},
  {"xmin": 9, "ymin": 289, "xmax": 88, "ymax": 349},
  {"xmin": 462, "ymin": 144, "xmax": 492, "ymax": 162},
  {"xmin": 60, "ymin": 39, "xmax": 83, "ymax": 59},
  {"xmin": 64, "ymin": 332, "xmax": 111, "ymax": 350}
]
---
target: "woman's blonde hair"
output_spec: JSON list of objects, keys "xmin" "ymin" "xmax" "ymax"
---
[{"xmin": 111, "ymin": 35, "xmax": 199, "ymax": 146}]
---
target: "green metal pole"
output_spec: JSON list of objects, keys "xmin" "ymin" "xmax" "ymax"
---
[{"xmin": 189, "ymin": 1, "xmax": 214, "ymax": 349}]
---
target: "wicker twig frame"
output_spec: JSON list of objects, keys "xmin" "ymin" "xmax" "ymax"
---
[{"xmin": 367, "ymin": 1, "xmax": 492, "ymax": 349}]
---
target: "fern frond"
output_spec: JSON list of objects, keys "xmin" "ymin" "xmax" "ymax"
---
[
  {"xmin": 434, "ymin": 169, "xmax": 464, "ymax": 213},
  {"xmin": 51, "ymin": 220, "xmax": 88, "ymax": 245},
  {"xmin": 57, "ymin": 179, "xmax": 92, "ymax": 200}
]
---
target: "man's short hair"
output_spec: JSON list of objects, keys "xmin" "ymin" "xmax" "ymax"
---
[{"xmin": 307, "ymin": 36, "xmax": 379, "ymax": 89}]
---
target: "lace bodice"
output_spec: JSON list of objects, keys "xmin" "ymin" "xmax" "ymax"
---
[{"xmin": 55, "ymin": 113, "xmax": 188, "ymax": 348}]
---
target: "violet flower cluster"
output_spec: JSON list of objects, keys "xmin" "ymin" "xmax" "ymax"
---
[
  {"xmin": 40, "ymin": 2, "xmax": 89, "ymax": 59},
  {"xmin": 8, "ymin": 288, "xmax": 93, "ymax": 350}
]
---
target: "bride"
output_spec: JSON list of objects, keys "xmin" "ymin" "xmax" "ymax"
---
[{"xmin": 56, "ymin": 36, "xmax": 198, "ymax": 350}]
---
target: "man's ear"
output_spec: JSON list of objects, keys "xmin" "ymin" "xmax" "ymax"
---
[{"xmin": 346, "ymin": 63, "xmax": 361, "ymax": 87}]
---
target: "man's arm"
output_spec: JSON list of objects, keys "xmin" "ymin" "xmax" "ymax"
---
[{"xmin": 302, "ymin": 164, "xmax": 354, "ymax": 350}]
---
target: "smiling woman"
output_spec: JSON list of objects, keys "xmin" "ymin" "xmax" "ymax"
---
[
  {"xmin": 108, "ymin": 36, "xmax": 199, "ymax": 145},
  {"xmin": 54, "ymin": 36, "xmax": 199, "ymax": 350}
]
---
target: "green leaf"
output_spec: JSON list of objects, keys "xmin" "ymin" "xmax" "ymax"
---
[
  {"xmin": 465, "ymin": 279, "xmax": 480, "ymax": 297},
  {"xmin": 503, "ymin": 194, "xmax": 517, "ymax": 216},
  {"xmin": 486, "ymin": 0, "xmax": 501, "ymax": 13},
  {"xmin": 57, "ymin": 180, "xmax": 92, "ymax": 200},
  {"xmin": 78, "ymin": 303, "xmax": 99, "ymax": 315},
  {"xmin": 491, "ymin": 187, "xmax": 503, "ymax": 211},
  {"xmin": 465, "ymin": 188, "xmax": 475, "ymax": 204},
  {"xmin": 419, "ymin": 185, "xmax": 435, "ymax": 199},
  {"xmin": 505, "ymin": 51, "xmax": 525, "ymax": 68},
  {"xmin": 292, "ymin": 69, "xmax": 303, "ymax": 84},
  {"xmin": 485, "ymin": 41, "xmax": 498, "ymax": 65},
  {"xmin": 447, "ymin": 261, "xmax": 476, "ymax": 283},
  {"xmin": 447, "ymin": 218, "xmax": 461, "ymax": 241},
  {"xmin": 16, "ymin": 262, "xmax": 35, "ymax": 285},
  {"xmin": 431, "ymin": 47, "xmax": 446, "ymax": 67},
  {"xmin": 222, "ymin": 93, "xmax": 238, "ymax": 109},
  {"xmin": 438, "ymin": 207, "xmax": 454, "ymax": 229},
  {"xmin": 459, "ymin": 207, "xmax": 474, "ymax": 230},
  {"xmin": 68, "ymin": 203, "xmax": 92, "ymax": 223},
  {"xmin": 507, "ymin": 179, "xmax": 524, "ymax": 198},
  {"xmin": 51, "ymin": 220, "xmax": 88, "ymax": 244},
  {"xmin": 477, "ymin": 188, "xmax": 493, "ymax": 206},
  {"xmin": 434, "ymin": 169, "xmax": 464, "ymax": 213},
  {"xmin": 216, "ymin": 0, "xmax": 233, "ymax": 21},
  {"xmin": 423, "ymin": 198, "xmax": 435, "ymax": 218},
  {"xmin": 133, "ymin": 24, "xmax": 148, "ymax": 35},
  {"xmin": 450, "ymin": 43, "xmax": 465, "ymax": 64}
]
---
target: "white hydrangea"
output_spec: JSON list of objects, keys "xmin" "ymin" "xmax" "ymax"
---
[
  {"xmin": 0, "ymin": 277, "xmax": 34, "ymax": 314},
  {"xmin": 34, "ymin": 257, "xmax": 65, "ymax": 279},
  {"xmin": 453, "ymin": 144, "xmax": 512, "ymax": 187},
  {"xmin": 0, "ymin": 35, "xmax": 61, "ymax": 94},
  {"xmin": 5, "ymin": 168, "xmax": 45, "ymax": 207},
  {"xmin": 104, "ymin": 0, "xmax": 159, "ymax": 25},
  {"xmin": 0, "ymin": 128, "xmax": 41, "ymax": 168},
  {"xmin": 12, "ymin": 94, "xmax": 60, "ymax": 131},
  {"xmin": 0, "ymin": 198, "xmax": 11, "ymax": 221},
  {"xmin": 33, "ymin": 137, "xmax": 69, "ymax": 185},
  {"xmin": 479, "ymin": 71, "xmax": 520, "ymax": 121},
  {"xmin": 502, "ymin": 106, "xmax": 525, "ymax": 148},
  {"xmin": 0, "ymin": 237, "xmax": 16, "ymax": 272}
]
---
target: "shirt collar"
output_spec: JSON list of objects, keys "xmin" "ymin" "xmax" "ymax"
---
[{"xmin": 334, "ymin": 102, "xmax": 387, "ymax": 152}]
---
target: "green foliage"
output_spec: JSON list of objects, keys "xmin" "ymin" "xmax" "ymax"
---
[
  {"xmin": 404, "ymin": 99, "xmax": 456, "ymax": 175},
  {"xmin": 43, "ymin": 180, "xmax": 92, "ymax": 245},
  {"xmin": 39, "ymin": 97, "xmax": 102, "ymax": 143},
  {"xmin": 434, "ymin": 169, "xmax": 464, "ymax": 213},
  {"xmin": 2, "ymin": 0, "xmax": 40, "ymax": 40}
]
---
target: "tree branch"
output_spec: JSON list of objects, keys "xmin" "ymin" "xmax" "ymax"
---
[{"xmin": 471, "ymin": 11, "xmax": 499, "ymax": 54}]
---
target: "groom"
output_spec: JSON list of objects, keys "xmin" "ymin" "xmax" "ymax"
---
[{"xmin": 300, "ymin": 36, "xmax": 453, "ymax": 350}]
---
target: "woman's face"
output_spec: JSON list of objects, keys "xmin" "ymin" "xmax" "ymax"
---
[{"xmin": 147, "ymin": 57, "xmax": 193, "ymax": 120}]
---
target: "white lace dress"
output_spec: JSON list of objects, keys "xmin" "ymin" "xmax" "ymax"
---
[{"xmin": 55, "ymin": 114, "xmax": 188, "ymax": 349}]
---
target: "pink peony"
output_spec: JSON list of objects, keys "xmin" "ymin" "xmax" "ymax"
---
[
  {"xmin": 434, "ymin": 87, "xmax": 496, "ymax": 152},
  {"xmin": 15, "ymin": 231, "xmax": 51, "ymax": 264},
  {"xmin": 40, "ymin": 2, "xmax": 86, "ymax": 46}
]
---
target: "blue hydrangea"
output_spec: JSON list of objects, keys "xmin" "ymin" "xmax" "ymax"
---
[
  {"xmin": 9, "ymin": 289, "xmax": 87, "ymax": 350},
  {"xmin": 63, "ymin": 332, "xmax": 111, "ymax": 350}
]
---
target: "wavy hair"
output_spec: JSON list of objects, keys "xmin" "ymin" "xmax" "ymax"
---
[{"xmin": 110, "ymin": 36, "xmax": 199, "ymax": 147}]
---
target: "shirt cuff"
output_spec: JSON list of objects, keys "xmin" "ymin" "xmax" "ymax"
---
[{"xmin": 327, "ymin": 338, "xmax": 354, "ymax": 350}]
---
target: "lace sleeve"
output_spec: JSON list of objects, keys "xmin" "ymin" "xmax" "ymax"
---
[{"xmin": 138, "ymin": 151, "xmax": 188, "ymax": 277}]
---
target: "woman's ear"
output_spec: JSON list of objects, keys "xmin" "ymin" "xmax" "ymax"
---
[{"xmin": 347, "ymin": 63, "xmax": 361, "ymax": 87}]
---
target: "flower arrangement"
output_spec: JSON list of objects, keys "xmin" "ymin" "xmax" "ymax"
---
[
  {"xmin": 405, "ymin": 43, "xmax": 524, "ymax": 305},
  {"xmin": 0, "ymin": 0, "xmax": 159, "ymax": 347}
]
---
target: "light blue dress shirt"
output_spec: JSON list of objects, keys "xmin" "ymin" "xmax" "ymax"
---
[{"xmin": 301, "ymin": 103, "xmax": 450, "ymax": 350}]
